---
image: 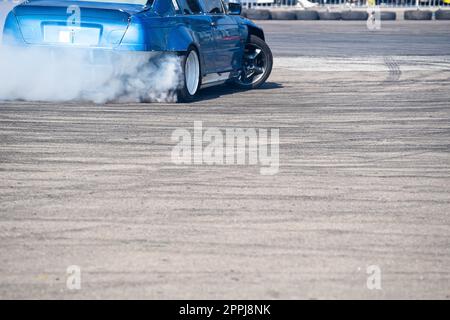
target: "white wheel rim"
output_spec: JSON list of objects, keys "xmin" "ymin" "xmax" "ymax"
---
[{"xmin": 185, "ymin": 50, "xmax": 200, "ymax": 96}]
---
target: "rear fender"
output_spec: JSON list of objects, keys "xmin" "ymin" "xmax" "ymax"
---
[
  {"xmin": 166, "ymin": 25, "xmax": 195, "ymax": 52},
  {"xmin": 118, "ymin": 17, "xmax": 195, "ymax": 53},
  {"xmin": 166, "ymin": 25, "xmax": 205, "ymax": 75}
]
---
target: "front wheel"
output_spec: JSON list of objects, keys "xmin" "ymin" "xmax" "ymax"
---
[
  {"xmin": 177, "ymin": 47, "xmax": 201, "ymax": 102},
  {"xmin": 232, "ymin": 35, "xmax": 273, "ymax": 90}
]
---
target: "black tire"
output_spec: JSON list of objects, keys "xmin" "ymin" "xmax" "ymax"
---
[
  {"xmin": 232, "ymin": 35, "xmax": 273, "ymax": 90},
  {"xmin": 318, "ymin": 11, "xmax": 342, "ymax": 20},
  {"xmin": 246, "ymin": 9, "xmax": 272, "ymax": 20},
  {"xmin": 404, "ymin": 10, "xmax": 432, "ymax": 20},
  {"xmin": 177, "ymin": 47, "xmax": 201, "ymax": 103},
  {"xmin": 435, "ymin": 10, "xmax": 450, "ymax": 20},
  {"xmin": 341, "ymin": 11, "xmax": 368, "ymax": 21},
  {"xmin": 271, "ymin": 10, "xmax": 297, "ymax": 20},
  {"xmin": 295, "ymin": 10, "xmax": 319, "ymax": 20},
  {"xmin": 380, "ymin": 11, "xmax": 396, "ymax": 21}
]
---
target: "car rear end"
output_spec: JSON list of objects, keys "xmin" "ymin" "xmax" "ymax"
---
[{"xmin": 1, "ymin": 0, "xmax": 157, "ymax": 65}]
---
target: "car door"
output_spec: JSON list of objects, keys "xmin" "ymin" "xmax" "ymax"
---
[
  {"xmin": 199, "ymin": 0, "xmax": 244, "ymax": 72},
  {"xmin": 175, "ymin": 0, "xmax": 217, "ymax": 74}
]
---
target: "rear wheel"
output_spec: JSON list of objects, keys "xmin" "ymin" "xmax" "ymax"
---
[
  {"xmin": 232, "ymin": 35, "xmax": 273, "ymax": 90},
  {"xmin": 177, "ymin": 47, "xmax": 201, "ymax": 102}
]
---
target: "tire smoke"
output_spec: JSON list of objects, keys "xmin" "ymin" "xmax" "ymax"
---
[{"xmin": 0, "ymin": 46, "xmax": 182, "ymax": 103}]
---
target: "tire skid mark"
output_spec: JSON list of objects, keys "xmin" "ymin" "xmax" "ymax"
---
[{"xmin": 384, "ymin": 56, "xmax": 402, "ymax": 82}]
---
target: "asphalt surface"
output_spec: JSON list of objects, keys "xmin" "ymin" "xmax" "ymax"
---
[
  {"xmin": 266, "ymin": 20, "xmax": 450, "ymax": 56},
  {"xmin": 1, "ymin": 21, "xmax": 450, "ymax": 299}
]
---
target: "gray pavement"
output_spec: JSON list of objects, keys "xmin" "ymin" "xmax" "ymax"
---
[
  {"xmin": 1, "ymin": 21, "xmax": 450, "ymax": 299},
  {"xmin": 264, "ymin": 20, "xmax": 450, "ymax": 57}
]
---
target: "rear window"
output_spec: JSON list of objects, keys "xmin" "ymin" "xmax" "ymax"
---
[
  {"xmin": 177, "ymin": 0, "xmax": 202, "ymax": 14},
  {"xmin": 202, "ymin": 0, "xmax": 224, "ymax": 14}
]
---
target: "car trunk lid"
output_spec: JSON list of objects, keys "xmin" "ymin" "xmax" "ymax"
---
[{"xmin": 12, "ymin": 1, "xmax": 145, "ymax": 48}]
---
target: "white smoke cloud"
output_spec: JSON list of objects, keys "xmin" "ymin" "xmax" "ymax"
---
[{"xmin": 0, "ymin": 45, "xmax": 182, "ymax": 103}]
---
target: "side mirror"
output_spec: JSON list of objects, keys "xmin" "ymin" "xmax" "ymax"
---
[{"xmin": 228, "ymin": 1, "xmax": 242, "ymax": 15}]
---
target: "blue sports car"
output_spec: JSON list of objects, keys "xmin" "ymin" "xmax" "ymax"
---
[{"xmin": 2, "ymin": 0, "xmax": 273, "ymax": 101}]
